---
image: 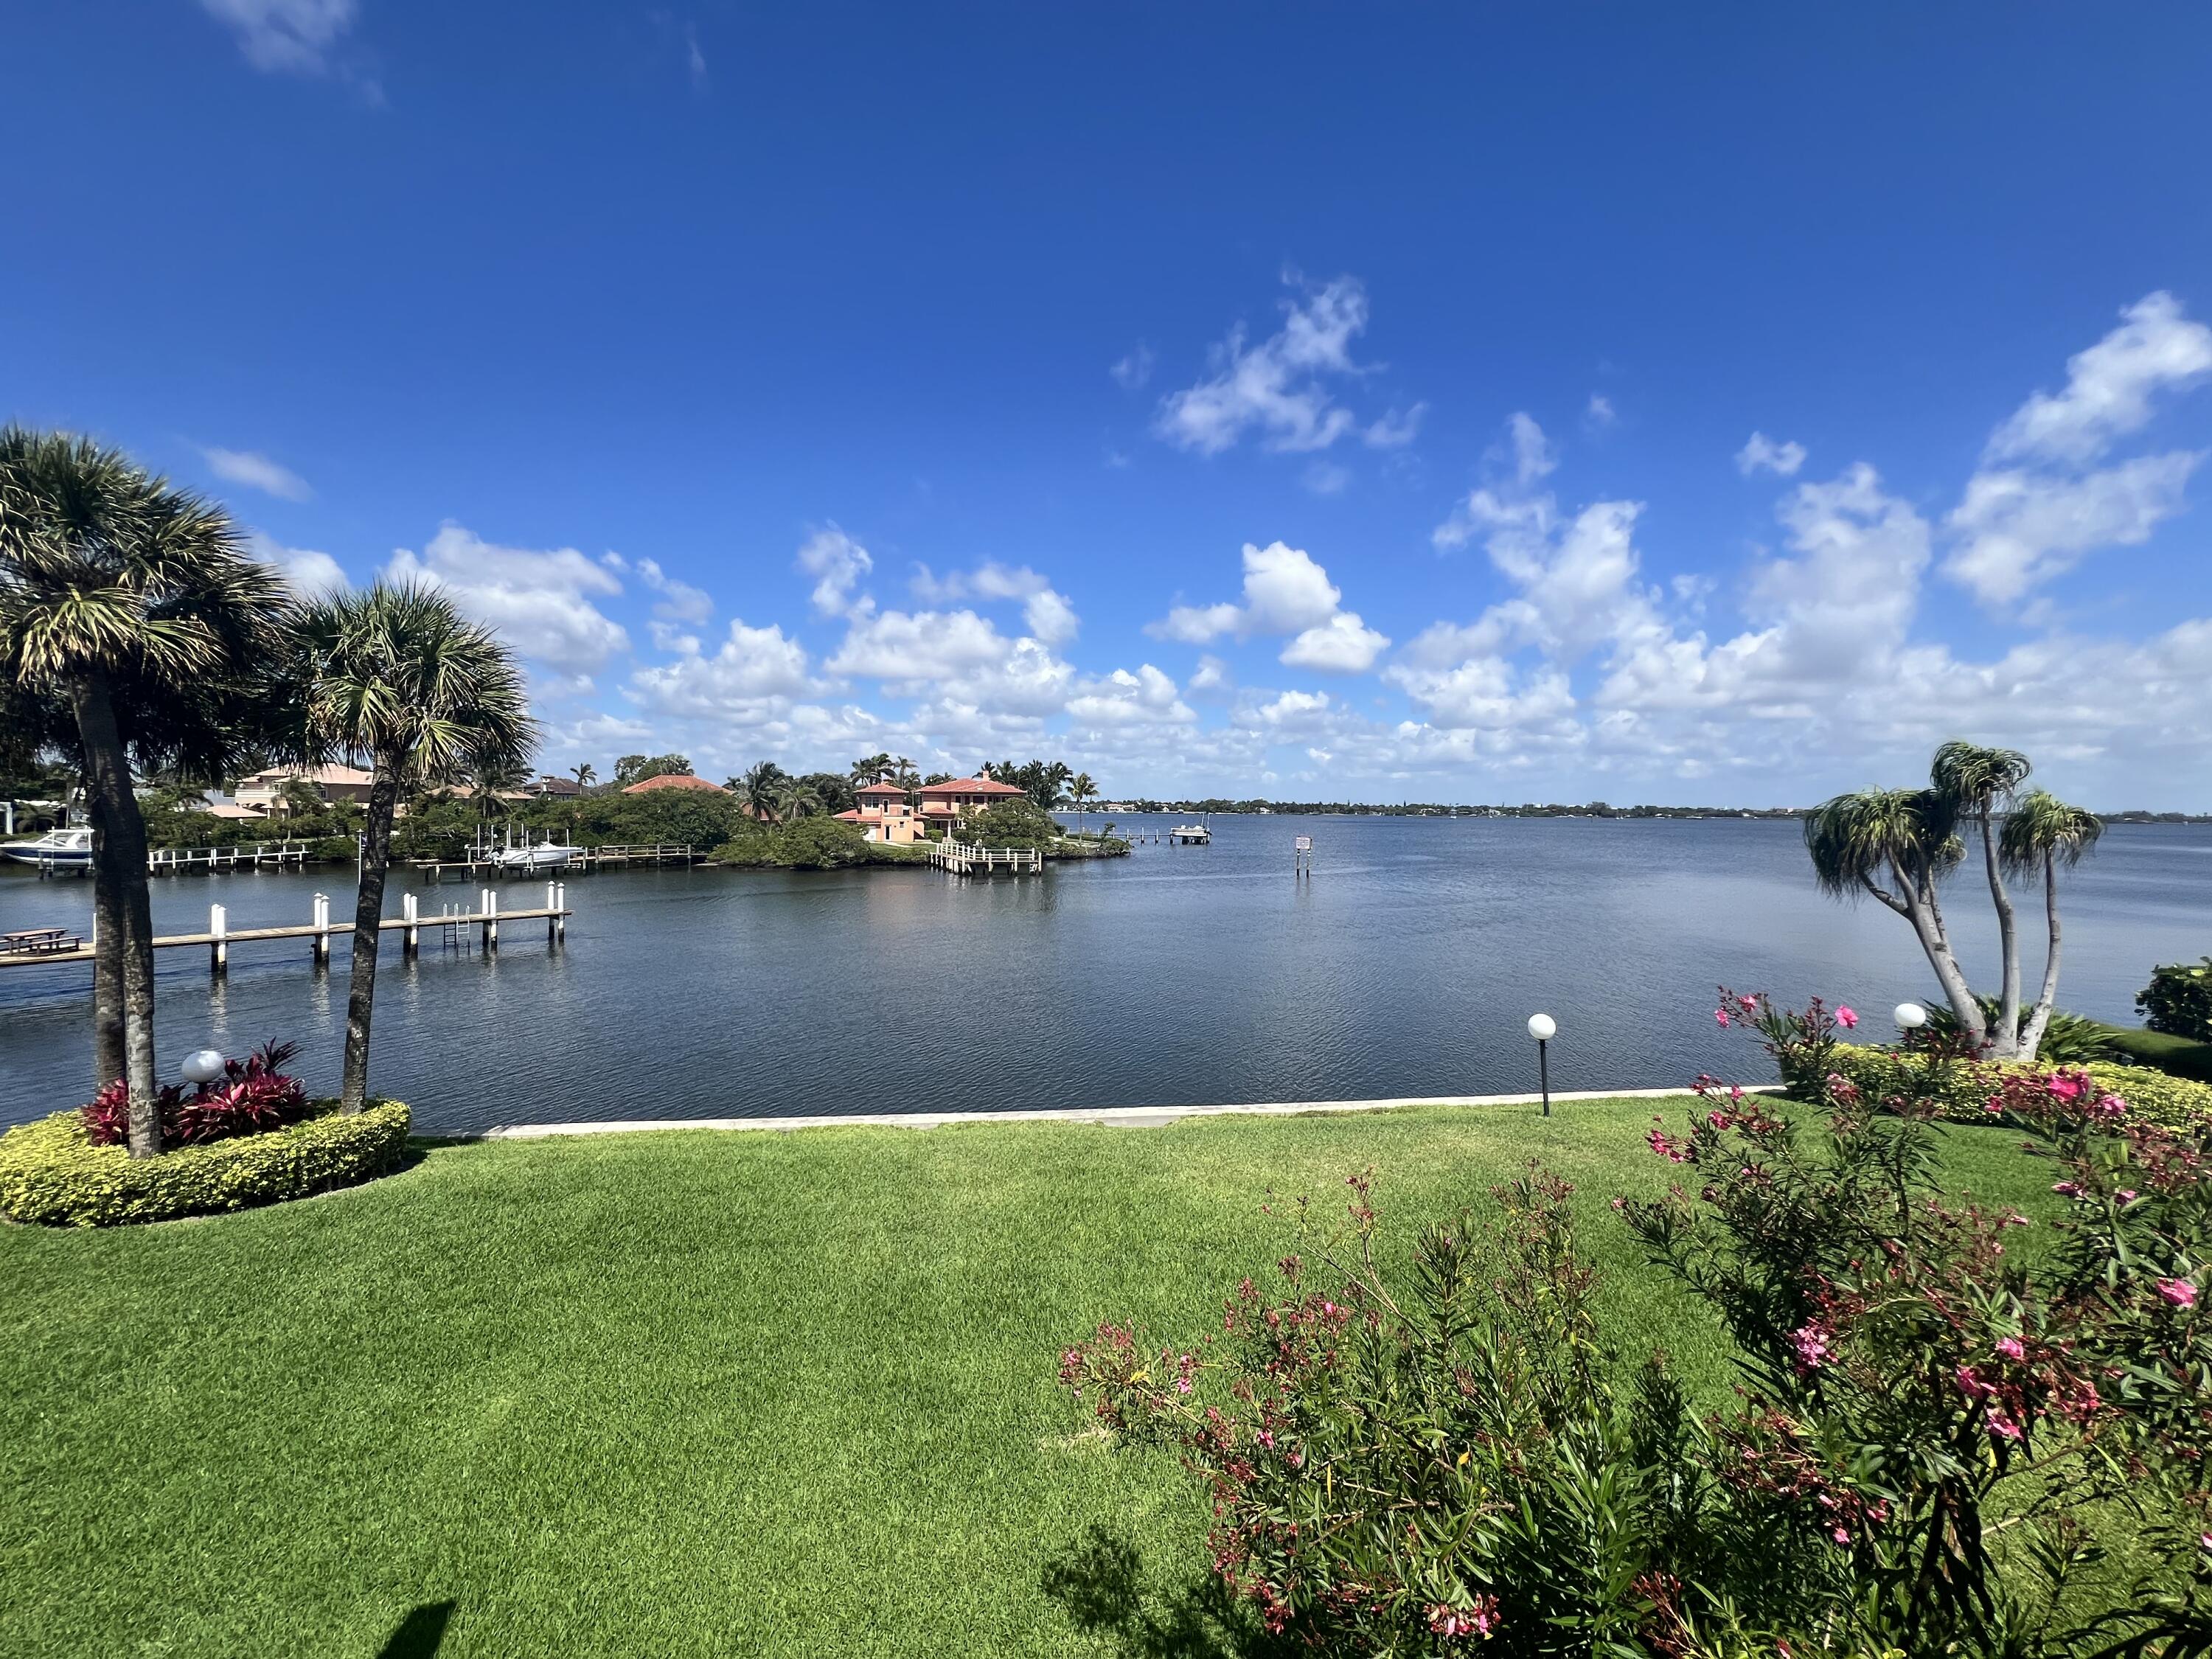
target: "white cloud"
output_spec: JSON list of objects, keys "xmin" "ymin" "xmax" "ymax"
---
[
  {"xmin": 1985, "ymin": 291, "xmax": 2212, "ymax": 467},
  {"xmin": 1433, "ymin": 413, "xmax": 1561, "ymax": 550},
  {"xmin": 386, "ymin": 524, "xmax": 629, "ymax": 676},
  {"xmin": 828, "ymin": 608, "xmax": 1075, "ymax": 720},
  {"xmin": 1065, "ymin": 664, "xmax": 1196, "ymax": 727},
  {"xmin": 1944, "ymin": 452, "xmax": 2202, "ymax": 605},
  {"xmin": 246, "ymin": 530, "xmax": 346, "ymax": 597},
  {"xmin": 605, "ymin": 552, "xmax": 714, "ymax": 625},
  {"xmin": 1187, "ymin": 654, "xmax": 1232, "ymax": 696},
  {"xmin": 1156, "ymin": 276, "xmax": 1374, "ymax": 455},
  {"xmin": 1281, "ymin": 611, "xmax": 1390, "ymax": 674},
  {"xmin": 202, "ymin": 447, "xmax": 313, "ymax": 501},
  {"xmin": 627, "ymin": 619, "xmax": 816, "ymax": 717},
  {"xmin": 1364, "ymin": 404, "xmax": 1427, "ymax": 448},
  {"xmin": 1736, "ymin": 432, "xmax": 1806, "ymax": 477},
  {"xmin": 910, "ymin": 562, "xmax": 1079, "ymax": 645},
  {"xmin": 1303, "ymin": 461, "xmax": 1352, "ymax": 495},
  {"xmin": 199, "ymin": 0, "xmax": 356, "ymax": 74},
  {"xmin": 1148, "ymin": 602, "xmax": 1242, "ymax": 645},
  {"xmin": 796, "ymin": 526, "xmax": 874, "ymax": 620},
  {"xmin": 1585, "ymin": 394, "xmax": 1617, "ymax": 431},
  {"xmin": 1110, "ymin": 344, "xmax": 1155, "ymax": 391},
  {"xmin": 1237, "ymin": 540, "xmax": 1345, "ymax": 635}
]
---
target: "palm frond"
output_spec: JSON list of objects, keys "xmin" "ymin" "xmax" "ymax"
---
[{"xmin": 1998, "ymin": 789, "xmax": 2104, "ymax": 875}]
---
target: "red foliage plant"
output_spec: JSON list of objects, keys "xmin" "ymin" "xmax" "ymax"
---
[{"xmin": 80, "ymin": 1040, "xmax": 310, "ymax": 1150}]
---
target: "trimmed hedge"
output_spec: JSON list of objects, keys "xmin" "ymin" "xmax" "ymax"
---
[
  {"xmin": 0, "ymin": 1100, "xmax": 410, "ymax": 1228},
  {"xmin": 1814, "ymin": 1044, "xmax": 2212, "ymax": 1133}
]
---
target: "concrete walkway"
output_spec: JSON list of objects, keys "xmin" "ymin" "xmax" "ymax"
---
[{"xmin": 476, "ymin": 1085, "xmax": 1763, "ymax": 1140}]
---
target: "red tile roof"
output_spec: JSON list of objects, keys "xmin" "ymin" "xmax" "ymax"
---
[
  {"xmin": 855, "ymin": 780, "xmax": 909, "ymax": 796},
  {"xmin": 917, "ymin": 776, "xmax": 1026, "ymax": 798},
  {"xmin": 621, "ymin": 773, "xmax": 728, "ymax": 795}
]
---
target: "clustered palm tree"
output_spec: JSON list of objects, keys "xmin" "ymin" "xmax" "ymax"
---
[
  {"xmin": 0, "ymin": 428, "xmax": 291, "ymax": 1155},
  {"xmin": 293, "ymin": 582, "xmax": 535, "ymax": 1112},
  {"xmin": 1066, "ymin": 770, "xmax": 1098, "ymax": 837},
  {"xmin": 1806, "ymin": 742, "xmax": 2099, "ymax": 1062}
]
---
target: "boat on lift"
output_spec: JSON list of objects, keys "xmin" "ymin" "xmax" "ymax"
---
[
  {"xmin": 1167, "ymin": 818, "xmax": 1211, "ymax": 845},
  {"xmin": 0, "ymin": 827, "xmax": 94, "ymax": 872},
  {"xmin": 494, "ymin": 832, "xmax": 581, "ymax": 872}
]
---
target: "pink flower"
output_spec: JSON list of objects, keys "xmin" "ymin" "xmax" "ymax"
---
[
  {"xmin": 2157, "ymin": 1279, "xmax": 2198, "ymax": 1309},
  {"xmin": 1715, "ymin": 1008, "xmax": 1731, "ymax": 1027},
  {"xmin": 1790, "ymin": 1322, "xmax": 1834, "ymax": 1371},
  {"xmin": 2051, "ymin": 1181, "xmax": 2081, "ymax": 1197},
  {"xmin": 1646, "ymin": 1128, "xmax": 1690, "ymax": 1164},
  {"xmin": 1836, "ymin": 1006, "xmax": 1858, "ymax": 1029},
  {"xmin": 1989, "ymin": 1413, "xmax": 2024, "ymax": 1441},
  {"xmin": 2048, "ymin": 1074, "xmax": 2084, "ymax": 1102},
  {"xmin": 1995, "ymin": 1337, "xmax": 2025, "ymax": 1360},
  {"xmin": 1832, "ymin": 1526, "xmax": 1851, "ymax": 1545}
]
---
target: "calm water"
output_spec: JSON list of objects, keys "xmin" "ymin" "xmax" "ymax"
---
[{"xmin": 1, "ymin": 815, "xmax": 2206, "ymax": 1134}]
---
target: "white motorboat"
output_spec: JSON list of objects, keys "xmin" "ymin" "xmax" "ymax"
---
[
  {"xmin": 495, "ymin": 836, "xmax": 580, "ymax": 872},
  {"xmin": 1, "ymin": 827, "xmax": 94, "ymax": 871}
]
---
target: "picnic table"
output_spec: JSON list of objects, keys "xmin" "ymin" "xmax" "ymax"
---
[{"xmin": 1, "ymin": 927, "xmax": 80, "ymax": 956}]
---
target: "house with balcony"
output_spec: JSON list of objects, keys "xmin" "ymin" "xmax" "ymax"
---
[
  {"xmin": 233, "ymin": 765, "xmax": 377, "ymax": 814},
  {"xmin": 917, "ymin": 773, "xmax": 1027, "ymax": 832},
  {"xmin": 834, "ymin": 778, "xmax": 924, "ymax": 844}
]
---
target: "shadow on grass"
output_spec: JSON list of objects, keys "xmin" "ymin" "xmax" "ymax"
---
[
  {"xmin": 377, "ymin": 1600, "xmax": 454, "ymax": 1658},
  {"xmin": 1041, "ymin": 1523, "xmax": 1291, "ymax": 1659}
]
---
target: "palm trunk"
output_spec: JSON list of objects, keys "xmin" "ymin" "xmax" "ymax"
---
[
  {"xmin": 341, "ymin": 765, "xmax": 403, "ymax": 1113},
  {"xmin": 1976, "ymin": 807, "xmax": 2021, "ymax": 1058},
  {"xmin": 90, "ymin": 817, "xmax": 125, "ymax": 1093},
  {"xmin": 66, "ymin": 670, "xmax": 160, "ymax": 1157},
  {"xmin": 2015, "ymin": 854, "xmax": 2063, "ymax": 1063},
  {"xmin": 1871, "ymin": 862, "xmax": 1986, "ymax": 1050}
]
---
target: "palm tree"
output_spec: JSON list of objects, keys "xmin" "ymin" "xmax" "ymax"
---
[
  {"xmin": 775, "ymin": 776, "xmax": 824, "ymax": 821},
  {"xmin": 1931, "ymin": 741, "xmax": 2032, "ymax": 1057},
  {"xmin": 0, "ymin": 428, "xmax": 288, "ymax": 1155},
  {"xmin": 294, "ymin": 582, "xmax": 534, "ymax": 1112},
  {"xmin": 1068, "ymin": 770, "xmax": 1098, "ymax": 838},
  {"xmin": 848, "ymin": 751, "xmax": 894, "ymax": 787},
  {"xmin": 739, "ymin": 760, "xmax": 789, "ymax": 824},
  {"xmin": 572, "ymin": 762, "xmax": 597, "ymax": 791},
  {"xmin": 2000, "ymin": 790, "xmax": 2104, "ymax": 1062},
  {"xmin": 1804, "ymin": 787, "xmax": 1986, "ymax": 1048}
]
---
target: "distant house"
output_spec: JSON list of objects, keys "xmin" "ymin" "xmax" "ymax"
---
[
  {"xmin": 234, "ymin": 765, "xmax": 376, "ymax": 814},
  {"xmin": 835, "ymin": 778, "xmax": 923, "ymax": 844},
  {"xmin": 527, "ymin": 776, "xmax": 582, "ymax": 799},
  {"xmin": 621, "ymin": 773, "xmax": 728, "ymax": 796},
  {"xmin": 917, "ymin": 774, "xmax": 1026, "ymax": 831}
]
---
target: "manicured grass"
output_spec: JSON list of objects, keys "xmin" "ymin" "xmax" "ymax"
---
[
  {"xmin": 0, "ymin": 1100, "xmax": 2060, "ymax": 1658},
  {"xmin": 2099, "ymin": 1022, "xmax": 2212, "ymax": 1082}
]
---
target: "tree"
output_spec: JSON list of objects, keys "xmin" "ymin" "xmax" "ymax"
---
[
  {"xmin": 0, "ymin": 428, "xmax": 288, "ymax": 1156},
  {"xmin": 295, "ymin": 582, "xmax": 534, "ymax": 1112},
  {"xmin": 1067, "ymin": 770, "xmax": 1098, "ymax": 838},
  {"xmin": 612, "ymin": 752, "xmax": 691, "ymax": 787},
  {"xmin": 571, "ymin": 762, "xmax": 596, "ymax": 791},
  {"xmin": 796, "ymin": 771, "xmax": 856, "ymax": 815},
  {"xmin": 2000, "ymin": 789, "xmax": 2104, "ymax": 1061},
  {"xmin": 847, "ymin": 751, "xmax": 894, "ymax": 786},
  {"xmin": 737, "ymin": 760, "xmax": 790, "ymax": 823},
  {"xmin": 1804, "ymin": 785, "xmax": 1985, "ymax": 1048},
  {"xmin": 1931, "ymin": 741, "xmax": 2033, "ymax": 1058}
]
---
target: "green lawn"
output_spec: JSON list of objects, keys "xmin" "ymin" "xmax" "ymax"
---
[
  {"xmin": 2100, "ymin": 1023, "xmax": 2212, "ymax": 1082},
  {"xmin": 0, "ymin": 1101, "xmax": 2060, "ymax": 1659}
]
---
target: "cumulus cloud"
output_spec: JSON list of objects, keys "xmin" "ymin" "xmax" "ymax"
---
[
  {"xmin": 1156, "ymin": 275, "xmax": 1375, "ymax": 455},
  {"xmin": 1110, "ymin": 344, "xmax": 1155, "ymax": 391},
  {"xmin": 202, "ymin": 446, "xmax": 313, "ymax": 501},
  {"xmin": 1065, "ymin": 664, "xmax": 1196, "ymax": 728},
  {"xmin": 199, "ymin": 0, "xmax": 357, "ymax": 74},
  {"xmin": 246, "ymin": 529, "xmax": 346, "ymax": 597},
  {"xmin": 1281, "ymin": 611, "xmax": 1391, "ymax": 674},
  {"xmin": 797, "ymin": 526, "xmax": 874, "ymax": 620},
  {"xmin": 604, "ymin": 552, "xmax": 713, "ymax": 625},
  {"xmin": 1984, "ymin": 291, "xmax": 2212, "ymax": 467},
  {"xmin": 1736, "ymin": 432, "xmax": 1806, "ymax": 477},
  {"xmin": 911, "ymin": 562, "xmax": 1079, "ymax": 645},
  {"xmin": 386, "ymin": 524, "xmax": 629, "ymax": 677},
  {"xmin": 1945, "ymin": 452, "xmax": 2202, "ymax": 606},
  {"xmin": 1144, "ymin": 540, "xmax": 1388, "ymax": 675},
  {"xmin": 627, "ymin": 619, "xmax": 817, "ymax": 718}
]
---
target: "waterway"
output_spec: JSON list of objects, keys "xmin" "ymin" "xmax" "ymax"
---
[{"xmin": 1, "ymin": 815, "xmax": 2205, "ymax": 1133}]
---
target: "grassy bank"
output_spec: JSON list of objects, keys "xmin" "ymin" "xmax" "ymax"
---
[{"xmin": 0, "ymin": 1101, "xmax": 2059, "ymax": 1658}]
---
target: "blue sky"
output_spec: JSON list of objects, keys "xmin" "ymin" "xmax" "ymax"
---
[{"xmin": 8, "ymin": 4, "xmax": 2212, "ymax": 805}]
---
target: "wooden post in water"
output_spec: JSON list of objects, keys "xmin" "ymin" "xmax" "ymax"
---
[
  {"xmin": 403, "ymin": 891, "xmax": 420, "ymax": 958},
  {"xmin": 556, "ymin": 881, "xmax": 566, "ymax": 944},
  {"xmin": 311, "ymin": 893, "xmax": 331, "ymax": 967},
  {"xmin": 209, "ymin": 902, "xmax": 227, "ymax": 975},
  {"xmin": 481, "ymin": 888, "xmax": 498, "ymax": 953},
  {"xmin": 546, "ymin": 880, "xmax": 558, "ymax": 945}
]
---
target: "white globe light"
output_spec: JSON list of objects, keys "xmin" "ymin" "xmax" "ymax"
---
[
  {"xmin": 1893, "ymin": 1002, "xmax": 1928, "ymax": 1032},
  {"xmin": 180, "ymin": 1048, "xmax": 227, "ymax": 1085},
  {"xmin": 1526, "ymin": 1013, "xmax": 1557, "ymax": 1041}
]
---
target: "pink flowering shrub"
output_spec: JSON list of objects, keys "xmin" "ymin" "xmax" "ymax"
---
[
  {"xmin": 1624, "ymin": 1001, "xmax": 2212, "ymax": 1655},
  {"xmin": 80, "ymin": 1040, "xmax": 310, "ymax": 1150}
]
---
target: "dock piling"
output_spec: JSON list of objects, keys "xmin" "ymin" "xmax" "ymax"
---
[
  {"xmin": 209, "ymin": 903, "xmax": 227, "ymax": 975},
  {"xmin": 481, "ymin": 888, "xmax": 498, "ymax": 953},
  {"xmin": 310, "ymin": 894, "xmax": 331, "ymax": 967},
  {"xmin": 403, "ymin": 892, "xmax": 420, "ymax": 958}
]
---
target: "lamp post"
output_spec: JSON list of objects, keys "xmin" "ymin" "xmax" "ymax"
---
[
  {"xmin": 1527, "ymin": 1013, "xmax": 1557, "ymax": 1116},
  {"xmin": 1894, "ymin": 1002, "xmax": 1927, "ymax": 1042},
  {"xmin": 180, "ymin": 1048, "xmax": 226, "ymax": 1087}
]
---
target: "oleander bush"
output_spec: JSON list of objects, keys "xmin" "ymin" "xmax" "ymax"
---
[
  {"xmin": 2140, "ymin": 957, "xmax": 2212, "ymax": 1042},
  {"xmin": 0, "ymin": 1099, "xmax": 410, "ymax": 1227},
  {"xmin": 1060, "ymin": 997, "xmax": 2212, "ymax": 1658},
  {"xmin": 1814, "ymin": 1041, "xmax": 2212, "ymax": 1132}
]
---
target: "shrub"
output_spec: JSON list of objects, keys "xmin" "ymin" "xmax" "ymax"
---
[
  {"xmin": 959, "ymin": 798, "xmax": 1060, "ymax": 849},
  {"xmin": 2139, "ymin": 957, "xmax": 2212, "ymax": 1041},
  {"xmin": 0, "ymin": 1100, "xmax": 410, "ymax": 1227},
  {"xmin": 709, "ymin": 818, "xmax": 928, "ymax": 869},
  {"xmin": 1818, "ymin": 1041, "xmax": 2212, "ymax": 1132},
  {"xmin": 80, "ymin": 1039, "xmax": 310, "ymax": 1148},
  {"xmin": 1917, "ymin": 996, "xmax": 2120, "ymax": 1063}
]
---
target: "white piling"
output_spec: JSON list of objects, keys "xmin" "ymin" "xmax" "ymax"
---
[
  {"xmin": 555, "ymin": 881, "xmax": 566, "ymax": 944},
  {"xmin": 209, "ymin": 902, "xmax": 227, "ymax": 975},
  {"xmin": 481, "ymin": 887, "xmax": 498, "ymax": 952},
  {"xmin": 403, "ymin": 891, "xmax": 420, "ymax": 958},
  {"xmin": 311, "ymin": 892, "xmax": 331, "ymax": 966}
]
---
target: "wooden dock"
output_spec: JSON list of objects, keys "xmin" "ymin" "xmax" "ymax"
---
[
  {"xmin": 0, "ymin": 883, "xmax": 572, "ymax": 975},
  {"xmin": 413, "ymin": 843, "xmax": 698, "ymax": 882},
  {"xmin": 149, "ymin": 841, "xmax": 313, "ymax": 874},
  {"xmin": 928, "ymin": 839, "xmax": 1043, "ymax": 877}
]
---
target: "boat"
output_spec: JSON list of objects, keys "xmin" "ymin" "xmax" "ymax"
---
[
  {"xmin": 0, "ymin": 827, "xmax": 94, "ymax": 871},
  {"xmin": 1168, "ymin": 821, "xmax": 1211, "ymax": 845},
  {"xmin": 495, "ymin": 835, "xmax": 581, "ymax": 872}
]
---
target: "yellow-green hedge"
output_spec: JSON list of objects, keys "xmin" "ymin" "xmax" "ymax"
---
[
  {"xmin": 1818, "ymin": 1045, "xmax": 2212, "ymax": 1133},
  {"xmin": 0, "ymin": 1100, "xmax": 410, "ymax": 1228}
]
